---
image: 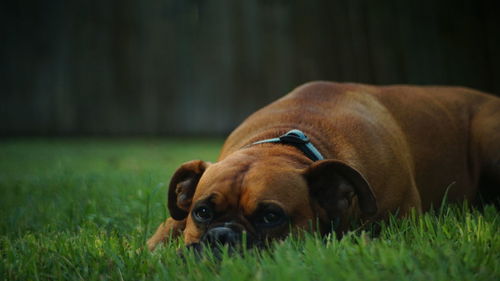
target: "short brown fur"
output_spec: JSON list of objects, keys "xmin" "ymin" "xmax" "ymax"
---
[{"xmin": 148, "ymin": 81, "xmax": 500, "ymax": 250}]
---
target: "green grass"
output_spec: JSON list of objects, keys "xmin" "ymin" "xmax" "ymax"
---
[{"xmin": 0, "ymin": 138, "xmax": 499, "ymax": 281}]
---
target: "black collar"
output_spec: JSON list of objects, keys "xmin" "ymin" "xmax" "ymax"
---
[{"xmin": 249, "ymin": 129, "xmax": 324, "ymax": 161}]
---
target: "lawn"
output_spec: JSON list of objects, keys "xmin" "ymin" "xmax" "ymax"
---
[{"xmin": 0, "ymin": 138, "xmax": 499, "ymax": 281}]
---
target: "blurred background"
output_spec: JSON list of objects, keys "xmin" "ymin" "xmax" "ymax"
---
[{"xmin": 1, "ymin": 0, "xmax": 499, "ymax": 136}]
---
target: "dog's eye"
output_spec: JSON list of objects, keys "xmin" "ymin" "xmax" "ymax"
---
[
  {"xmin": 192, "ymin": 206, "xmax": 213, "ymax": 223},
  {"xmin": 263, "ymin": 212, "xmax": 281, "ymax": 224},
  {"xmin": 257, "ymin": 210, "xmax": 284, "ymax": 227}
]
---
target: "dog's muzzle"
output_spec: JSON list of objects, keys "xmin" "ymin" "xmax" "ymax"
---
[
  {"xmin": 202, "ymin": 226, "xmax": 241, "ymax": 246},
  {"xmin": 183, "ymin": 223, "xmax": 264, "ymax": 259},
  {"xmin": 186, "ymin": 223, "xmax": 261, "ymax": 257}
]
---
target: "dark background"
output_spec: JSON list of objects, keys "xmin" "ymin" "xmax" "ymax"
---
[{"xmin": 1, "ymin": 0, "xmax": 499, "ymax": 136}]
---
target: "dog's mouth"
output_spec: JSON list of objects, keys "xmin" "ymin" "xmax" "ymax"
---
[{"xmin": 184, "ymin": 225, "xmax": 264, "ymax": 258}]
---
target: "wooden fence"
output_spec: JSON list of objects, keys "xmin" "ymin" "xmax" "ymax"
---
[{"xmin": 1, "ymin": 0, "xmax": 499, "ymax": 135}]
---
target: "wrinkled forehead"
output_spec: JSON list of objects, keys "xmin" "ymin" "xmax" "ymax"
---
[
  {"xmin": 193, "ymin": 159, "xmax": 309, "ymax": 215},
  {"xmin": 192, "ymin": 161, "xmax": 247, "ymax": 210},
  {"xmin": 240, "ymin": 163, "xmax": 309, "ymax": 214}
]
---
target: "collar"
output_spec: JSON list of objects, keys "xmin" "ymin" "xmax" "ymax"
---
[{"xmin": 249, "ymin": 129, "xmax": 324, "ymax": 161}]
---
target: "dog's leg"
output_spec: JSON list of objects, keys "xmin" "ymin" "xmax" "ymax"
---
[
  {"xmin": 472, "ymin": 99, "xmax": 500, "ymax": 206},
  {"xmin": 147, "ymin": 217, "xmax": 185, "ymax": 251}
]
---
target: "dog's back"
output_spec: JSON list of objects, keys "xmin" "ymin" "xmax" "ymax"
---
[{"xmin": 222, "ymin": 81, "xmax": 500, "ymax": 211}]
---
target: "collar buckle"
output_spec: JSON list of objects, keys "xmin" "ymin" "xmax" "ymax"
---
[{"xmin": 250, "ymin": 129, "xmax": 324, "ymax": 161}]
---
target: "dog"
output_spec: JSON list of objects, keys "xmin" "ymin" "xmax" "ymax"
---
[{"xmin": 147, "ymin": 81, "xmax": 500, "ymax": 251}]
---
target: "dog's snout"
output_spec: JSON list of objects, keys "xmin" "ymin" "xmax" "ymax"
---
[{"xmin": 203, "ymin": 226, "xmax": 240, "ymax": 246}]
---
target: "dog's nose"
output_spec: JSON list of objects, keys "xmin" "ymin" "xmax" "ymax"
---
[{"xmin": 203, "ymin": 226, "xmax": 240, "ymax": 246}]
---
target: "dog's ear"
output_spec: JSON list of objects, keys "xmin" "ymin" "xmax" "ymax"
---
[
  {"xmin": 304, "ymin": 160, "xmax": 377, "ymax": 217},
  {"xmin": 168, "ymin": 160, "xmax": 210, "ymax": 220}
]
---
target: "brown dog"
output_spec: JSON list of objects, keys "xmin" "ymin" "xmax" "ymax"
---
[{"xmin": 148, "ymin": 81, "xmax": 500, "ymax": 251}]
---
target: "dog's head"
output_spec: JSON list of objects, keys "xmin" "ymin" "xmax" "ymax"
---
[{"xmin": 162, "ymin": 149, "xmax": 377, "ymax": 251}]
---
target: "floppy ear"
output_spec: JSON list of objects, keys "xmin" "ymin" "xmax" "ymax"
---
[
  {"xmin": 168, "ymin": 160, "xmax": 210, "ymax": 220},
  {"xmin": 304, "ymin": 160, "xmax": 377, "ymax": 217}
]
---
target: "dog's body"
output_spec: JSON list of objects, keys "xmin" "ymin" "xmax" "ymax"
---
[{"xmin": 148, "ymin": 81, "xmax": 500, "ymax": 250}]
